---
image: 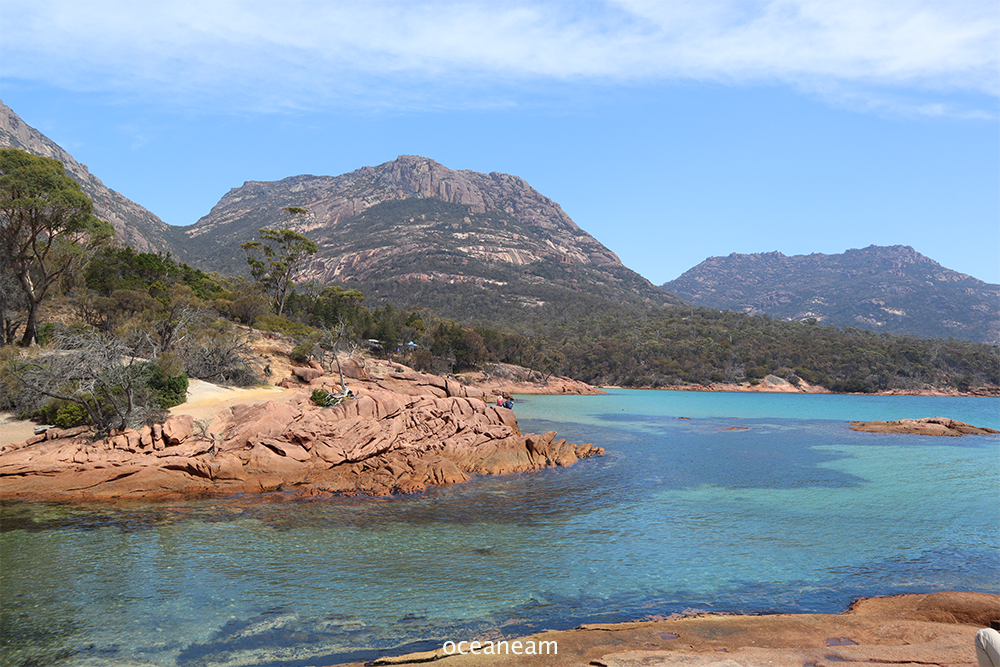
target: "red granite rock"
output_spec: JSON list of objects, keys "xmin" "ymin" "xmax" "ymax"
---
[{"xmin": 0, "ymin": 368, "xmax": 602, "ymax": 501}]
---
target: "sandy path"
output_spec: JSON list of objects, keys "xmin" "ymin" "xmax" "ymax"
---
[
  {"xmin": 0, "ymin": 414, "xmax": 38, "ymax": 447},
  {"xmin": 169, "ymin": 379, "xmax": 301, "ymax": 422}
]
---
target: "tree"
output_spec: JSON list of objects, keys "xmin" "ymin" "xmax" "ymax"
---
[
  {"xmin": 0, "ymin": 149, "xmax": 113, "ymax": 345},
  {"xmin": 19, "ymin": 329, "xmax": 165, "ymax": 434},
  {"xmin": 240, "ymin": 207, "xmax": 317, "ymax": 317}
]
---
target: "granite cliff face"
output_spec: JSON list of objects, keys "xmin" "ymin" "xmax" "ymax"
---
[
  {"xmin": 182, "ymin": 155, "xmax": 681, "ymax": 311},
  {"xmin": 189, "ymin": 156, "xmax": 616, "ymax": 267},
  {"xmin": 0, "ymin": 101, "xmax": 184, "ymax": 254},
  {"xmin": 663, "ymin": 245, "xmax": 1000, "ymax": 343}
]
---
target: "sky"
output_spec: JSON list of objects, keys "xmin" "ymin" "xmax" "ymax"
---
[{"xmin": 2, "ymin": 0, "xmax": 998, "ymax": 285}]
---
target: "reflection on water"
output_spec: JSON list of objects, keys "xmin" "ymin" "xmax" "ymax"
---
[{"xmin": 1, "ymin": 392, "xmax": 998, "ymax": 667}]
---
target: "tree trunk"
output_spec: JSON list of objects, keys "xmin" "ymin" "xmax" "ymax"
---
[
  {"xmin": 16, "ymin": 269, "xmax": 40, "ymax": 346},
  {"xmin": 336, "ymin": 354, "xmax": 347, "ymax": 393},
  {"xmin": 19, "ymin": 299, "xmax": 38, "ymax": 346}
]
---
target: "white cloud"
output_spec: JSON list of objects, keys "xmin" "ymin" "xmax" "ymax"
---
[{"xmin": 2, "ymin": 0, "xmax": 996, "ymax": 114}]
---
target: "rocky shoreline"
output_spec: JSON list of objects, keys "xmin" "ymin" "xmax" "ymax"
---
[
  {"xmin": 339, "ymin": 591, "xmax": 999, "ymax": 667},
  {"xmin": 641, "ymin": 374, "xmax": 1000, "ymax": 397},
  {"xmin": 0, "ymin": 359, "xmax": 602, "ymax": 501},
  {"xmin": 3, "ymin": 357, "xmax": 996, "ymax": 500},
  {"xmin": 453, "ymin": 362, "xmax": 607, "ymax": 396}
]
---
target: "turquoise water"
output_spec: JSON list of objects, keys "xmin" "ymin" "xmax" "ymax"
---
[{"xmin": 1, "ymin": 390, "xmax": 998, "ymax": 666}]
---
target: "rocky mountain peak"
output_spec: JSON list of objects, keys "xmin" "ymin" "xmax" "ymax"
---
[
  {"xmin": 184, "ymin": 154, "xmax": 627, "ymax": 271},
  {"xmin": 174, "ymin": 154, "xmax": 674, "ymax": 316}
]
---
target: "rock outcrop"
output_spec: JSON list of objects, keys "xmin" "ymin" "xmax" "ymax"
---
[
  {"xmin": 850, "ymin": 416, "xmax": 999, "ymax": 436},
  {"xmin": 651, "ymin": 375, "xmax": 829, "ymax": 394},
  {"xmin": 459, "ymin": 362, "xmax": 606, "ymax": 396},
  {"xmin": 0, "ymin": 365, "xmax": 602, "ymax": 501},
  {"xmin": 350, "ymin": 591, "xmax": 999, "ymax": 667}
]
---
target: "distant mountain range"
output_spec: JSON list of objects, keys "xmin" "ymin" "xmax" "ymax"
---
[
  {"xmin": 663, "ymin": 246, "xmax": 1000, "ymax": 344},
  {"xmin": 3, "ymin": 101, "xmax": 997, "ymax": 343}
]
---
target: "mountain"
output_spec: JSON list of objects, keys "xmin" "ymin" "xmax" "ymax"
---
[
  {"xmin": 0, "ymin": 101, "xmax": 185, "ymax": 254},
  {"xmin": 0, "ymin": 103, "xmax": 677, "ymax": 324},
  {"xmin": 663, "ymin": 245, "xmax": 1000, "ymax": 344},
  {"xmin": 179, "ymin": 155, "xmax": 683, "ymax": 321}
]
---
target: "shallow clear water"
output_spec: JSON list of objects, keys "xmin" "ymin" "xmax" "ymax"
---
[{"xmin": 1, "ymin": 390, "xmax": 997, "ymax": 666}]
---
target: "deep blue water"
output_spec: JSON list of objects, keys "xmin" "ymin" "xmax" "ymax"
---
[{"xmin": 1, "ymin": 390, "xmax": 997, "ymax": 667}]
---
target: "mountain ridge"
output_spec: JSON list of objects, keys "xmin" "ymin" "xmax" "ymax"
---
[
  {"xmin": 176, "ymin": 154, "xmax": 680, "ymax": 318},
  {"xmin": 663, "ymin": 244, "xmax": 1000, "ymax": 343},
  {"xmin": 4, "ymin": 100, "xmax": 996, "ymax": 345}
]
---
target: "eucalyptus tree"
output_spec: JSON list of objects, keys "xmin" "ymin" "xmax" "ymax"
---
[
  {"xmin": 240, "ymin": 207, "xmax": 317, "ymax": 317},
  {"xmin": 0, "ymin": 149, "xmax": 112, "ymax": 345}
]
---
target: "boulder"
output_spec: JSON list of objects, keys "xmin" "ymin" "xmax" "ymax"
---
[
  {"xmin": 161, "ymin": 414, "xmax": 194, "ymax": 445},
  {"xmin": 339, "ymin": 356, "xmax": 370, "ymax": 380},
  {"xmin": 292, "ymin": 366, "xmax": 324, "ymax": 382}
]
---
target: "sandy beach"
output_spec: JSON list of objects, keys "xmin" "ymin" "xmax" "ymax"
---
[
  {"xmin": 167, "ymin": 378, "xmax": 300, "ymax": 421},
  {"xmin": 1, "ymin": 379, "xmax": 299, "ymax": 449}
]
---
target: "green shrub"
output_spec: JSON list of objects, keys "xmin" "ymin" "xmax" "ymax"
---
[
  {"xmin": 30, "ymin": 401, "xmax": 60, "ymax": 425},
  {"xmin": 36, "ymin": 323, "xmax": 57, "ymax": 347},
  {"xmin": 32, "ymin": 400, "xmax": 91, "ymax": 428},
  {"xmin": 146, "ymin": 363, "xmax": 189, "ymax": 409},
  {"xmin": 54, "ymin": 403, "xmax": 90, "ymax": 428},
  {"xmin": 290, "ymin": 342, "xmax": 314, "ymax": 364},
  {"xmin": 311, "ymin": 388, "xmax": 343, "ymax": 408},
  {"xmin": 254, "ymin": 314, "xmax": 317, "ymax": 337}
]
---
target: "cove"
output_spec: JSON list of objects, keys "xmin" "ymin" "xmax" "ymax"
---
[{"xmin": 1, "ymin": 390, "xmax": 997, "ymax": 666}]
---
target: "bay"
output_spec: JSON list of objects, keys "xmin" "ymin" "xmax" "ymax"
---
[{"xmin": 1, "ymin": 390, "xmax": 997, "ymax": 667}]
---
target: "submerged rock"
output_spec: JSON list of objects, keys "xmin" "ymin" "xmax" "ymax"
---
[{"xmin": 849, "ymin": 416, "xmax": 999, "ymax": 436}]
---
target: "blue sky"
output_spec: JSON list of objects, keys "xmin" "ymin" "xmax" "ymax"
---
[{"xmin": 2, "ymin": 0, "xmax": 998, "ymax": 284}]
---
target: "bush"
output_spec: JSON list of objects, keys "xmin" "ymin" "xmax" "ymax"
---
[
  {"xmin": 146, "ymin": 363, "xmax": 189, "ymax": 409},
  {"xmin": 32, "ymin": 399, "xmax": 91, "ymax": 428},
  {"xmin": 54, "ymin": 402, "xmax": 90, "ymax": 428},
  {"xmin": 36, "ymin": 323, "xmax": 57, "ymax": 347},
  {"xmin": 311, "ymin": 388, "xmax": 347, "ymax": 408},
  {"xmin": 254, "ymin": 314, "xmax": 317, "ymax": 337},
  {"xmin": 290, "ymin": 341, "xmax": 315, "ymax": 364},
  {"xmin": 182, "ymin": 327, "xmax": 262, "ymax": 387},
  {"xmin": 407, "ymin": 348, "xmax": 437, "ymax": 373},
  {"xmin": 0, "ymin": 347, "xmax": 25, "ymax": 411},
  {"xmin": 18, "ymin": 331, "xmax": 165, "ymax": 433},
  {"xmin": 216, "ymin": 293, "xmax": 270, "ymax": 326}
]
